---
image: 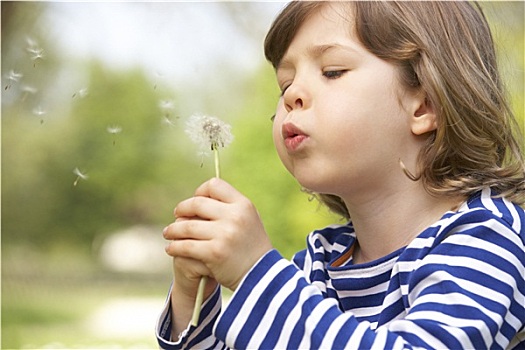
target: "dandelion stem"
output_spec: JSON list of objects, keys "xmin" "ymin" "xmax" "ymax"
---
[
  {"xmin": 191, "ymin": 144, "xmax": 220, "ymax": 327},
  {"xmin": 192, "ymin": 276, "xmax": 209, "ymax": 326},
  {"xmin": 213, "ymin": 145, "xmax": 220, "ymax": 178}
]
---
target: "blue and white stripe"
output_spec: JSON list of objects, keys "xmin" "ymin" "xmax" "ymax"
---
[{"xmin": 157, "ymin": 188, "xmax": 525, "ymax": 349}]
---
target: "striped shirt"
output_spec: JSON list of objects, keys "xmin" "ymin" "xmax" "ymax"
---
[{"xmin": 157, "ymin": 188, "xmax": 525, "ymax": 349}]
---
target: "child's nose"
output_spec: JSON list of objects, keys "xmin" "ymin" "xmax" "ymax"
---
[
  {"xmin": 284, "ymin": 83, "xmax": 308, "ymax": 112},
  {"xmin": 287, "ymin": 97, "xmax": 303, "ymax": 111}
]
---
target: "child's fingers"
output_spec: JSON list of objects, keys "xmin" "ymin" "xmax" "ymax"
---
[
  {"xmin": 165, "ymin": 237, "xmax": 198, "ymax": 258},
  {"xmin": 163, "ymin": 219, "xmax": 214, "ymax": 241},
  {"xmin": 172, "ymin": 256, "xmax": 211, "ymax": 281},
  {"xmin": 174, "ymin": 195, "xmax": 225, "ymax": 221},
  {"xmin": 194, "ymin": 178, "xmax": 245, "ymax": 204},
  {"xmin": 165, "ymin": 237, "xmax": 214, "ymax": 263}
]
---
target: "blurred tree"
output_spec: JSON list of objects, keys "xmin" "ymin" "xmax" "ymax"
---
[
  {"xmin": 2, "ymin": 61, "xmax": 189, "ymax": 249},
  {"xmin": 2, "ymin": 2, "xmax": 61, "ymax": 112},
  {"xmin": 483, "ymin": 1, "xmax": 524, "ymax": 131}
]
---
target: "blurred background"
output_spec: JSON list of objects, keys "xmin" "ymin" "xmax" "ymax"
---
[{"xmin": 1, "ymin": 1, "xmax": 523, "ymax": 348}]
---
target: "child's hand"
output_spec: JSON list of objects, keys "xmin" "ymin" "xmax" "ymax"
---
[{"xmin": 164, "ymin": 178, "xmax": 273, "ymax": 291}]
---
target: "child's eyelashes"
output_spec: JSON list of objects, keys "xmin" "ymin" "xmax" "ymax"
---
[
  {"xmin": 323, "ymin": 70, "xmax": 348, "ymax": 79},
  {"xmin": 277, "ymin": 69, "xmax": 347, "ymax": 97}
]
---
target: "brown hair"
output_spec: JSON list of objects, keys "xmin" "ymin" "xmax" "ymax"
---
[{"xmin": 265, "ymin": 1, "xmax": 525, "ymax": 218}]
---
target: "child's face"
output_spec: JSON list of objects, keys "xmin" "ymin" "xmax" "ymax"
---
[{"xmin": 272, "ymin": 3, "xmax": 423, "ymax": 199}]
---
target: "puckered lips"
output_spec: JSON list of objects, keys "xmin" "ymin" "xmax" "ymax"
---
[{"xmin": 282, "ymin": 123, "xmax": 309, "ymax": 152}]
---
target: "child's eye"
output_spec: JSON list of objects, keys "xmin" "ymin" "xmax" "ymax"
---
[
  {"xmin": 323, "ymin": 70, "xmax": 347, "ymax": 79},
  {"xmin": 280, "ymin": 85, "xmax": 290, "ymax": 97}
]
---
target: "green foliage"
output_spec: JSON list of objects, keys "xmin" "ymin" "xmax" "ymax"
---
[
  {"xmin": 2, "ymin": 61, "xmax": 195, "ymax": 249},
  {"xmin": 484, "ymin": 2, "xmax": 525, "ymax": 134}
]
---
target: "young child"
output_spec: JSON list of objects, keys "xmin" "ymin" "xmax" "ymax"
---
[{"xmin": 158, "ymin": 2, "xmax": 525, "ymax": 349}]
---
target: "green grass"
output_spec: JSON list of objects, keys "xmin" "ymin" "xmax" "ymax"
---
[
  {"xmin": 2, "ymin": 245, "xmax": 172, "ymax": 349},
  {"xmin": 3, "ymin": 276, "xmax": 169, "ymax": 349}
]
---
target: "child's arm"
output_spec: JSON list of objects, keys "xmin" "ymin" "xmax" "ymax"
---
[
  {"xmin": 212, "ymin": 208, "xmax": 525, "ymax": 349},
  {"xmin": 156, "ymin": 283, "xmax": 224, "ymax": 349},
  {"xmin": 168, "ymin": 253, "xmax": 218, "ymax": 338},
  {"xmin": 157, "ymin": 183, "xmax": 225, "ymax": 348},
  {"xmin": 160, "ymin": 178, "xmax": 273, "ymax": 348}
]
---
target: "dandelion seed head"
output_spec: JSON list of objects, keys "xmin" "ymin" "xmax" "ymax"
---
[
  {"xmin": 107, "ymin": 125, "xmax": 123, "ymax": 134},
  {"xmin": 185, "ymin": 114, "xmax": 233, "ymax": 151}
]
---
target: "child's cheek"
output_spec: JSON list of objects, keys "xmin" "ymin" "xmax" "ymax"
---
[{"xmin": 272, "ymin": 117, "xmax": 285, "ymax": 150}]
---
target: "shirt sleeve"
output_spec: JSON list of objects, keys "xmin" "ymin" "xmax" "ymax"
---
[
  {"xmin": 213, "ymin": 211, "xmax": 525, "ymax": 349},
  {"xmin": 156, "ymin": 284, "xmax": 227, "ymax": 350},
  {"xmin": 389, "ymin": 212, "xmax": 525, "ymax": 349}
]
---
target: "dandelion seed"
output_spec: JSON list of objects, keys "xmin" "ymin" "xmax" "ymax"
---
[
  {"xmin": 72, "ymin": 87, "xmax": 88, "ymax": 98},
  {"xmin": 6, "ymin": 70, "xmax": 22, "ymax": 82},
  {"xmin": 153, "ymin": 70, "xmax": 165, "ymax": 90},
  {"xmin": 159, "ymin": 99, "xmax": 177, "ymax": 121},
  {"xmin": 159, "ymin": 99, "xmax": 174, "ymax": 110},
  {"xmin": 107, "ymin": 125, "xmax": 122, "ymax": 146},
  {"xmin": 162, "ymin": 116, "xmax": 177, "ymax": 127},
  {"xmin": 32, "ymin": 106, "xmax": 46, "ymax": 116},
  {"xmin": 20, "ymin": 85, "xmax": 38, "ymax": 102},
  {"xmin": 4, "ymin": 70, "xmax": 23, "ymax": 90},
  {"xmin": 28, "ymin": 47, "xmax": 45, "ymax": 67},
  {"xmin": 185, "ymin": 114, "xmax": 233, "ymax": 326},
  {"xmin": 32, "ymin": 106, "xmax": 47, "ymax": 123},
  {"xmin": 26, "ymin": 36, "xmax": 38, "ymax": 48},
  {"xmin": 107, "ymin": 125, "xmax": 122, "ymax": 134},
  {"xmin": 28, "ymin": 47, "xmax": 45, "ymax": 60},
  {"xmin": 26, "ymin": 37, "xmax": 45, "ymax": 67},
  {"xmin": 21, "ymin": 85, "xmax": 38, "ymax": 94},
  {"xmin": 73, "ymin": 167, "xmax": 88, "ymax": 186}
]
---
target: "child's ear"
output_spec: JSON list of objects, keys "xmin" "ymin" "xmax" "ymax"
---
[{"xmin": 411, "ymin": 97, "xmax": 437, "ymax": 136}]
